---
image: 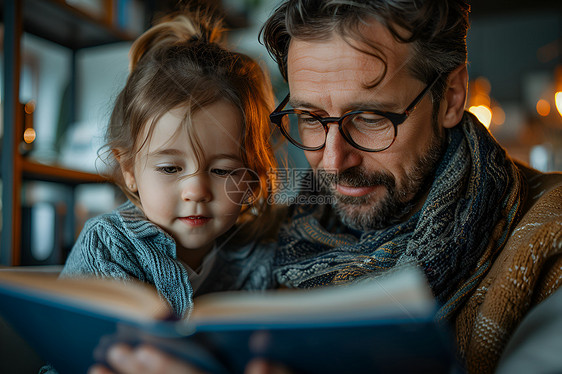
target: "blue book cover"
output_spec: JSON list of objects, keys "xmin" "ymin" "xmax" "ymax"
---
[{"xmin": 0, "ymin": 268, "xmax": 459, "ymax": 374}]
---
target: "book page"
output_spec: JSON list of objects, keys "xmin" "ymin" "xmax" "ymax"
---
[
  {"xmin": 0, "ymin": 270, "xmax": 171, "ymax": 322},
  {"xmin": 191, "ymin": 267, "xmax": 435, "ymax": 325}
]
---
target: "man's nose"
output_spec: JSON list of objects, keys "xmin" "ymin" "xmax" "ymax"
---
[
  {"xmin": 321, "ymin": 123, "xmax": 361, "ymax": 172},
  {"xmin": 181, "ymin": 174, "xmax": 212, "ymax": 203}
]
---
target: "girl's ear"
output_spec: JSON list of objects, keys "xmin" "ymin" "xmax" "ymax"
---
[
  {"xmin": 441, "ymin": 64, "xmax": 468, "ymax": 129},
  {"xmin": 114, "ymin": 149, "xmax": 138, "ymax": 193}
]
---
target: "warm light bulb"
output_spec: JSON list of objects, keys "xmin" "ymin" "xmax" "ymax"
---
[
  {"xmin": 24, "ymin": 101, "xmax": 36, "ymax": 114},
  {"xmin": 23, "ymin": 128, "xmax": 36, "ymax": 143},
  {"xmin": 468, "ymin": 105, "xmax": 492, "ymax": 128},
  {"xmin": 555, "ymin": 92, "xmax": 562, "ymax": 117}
]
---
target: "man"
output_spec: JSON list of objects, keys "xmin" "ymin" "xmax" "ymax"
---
[
  {"xmin": 93, "ymin": 1, "xmax": 562, "ymax": 373},
  {"xmin": 263, "ymin": 2, "xmax": 562, "ymax": 373}
]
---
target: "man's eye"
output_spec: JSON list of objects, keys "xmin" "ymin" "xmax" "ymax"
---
[
  {"xmin": 157, "ymin": 166, "xmax": 181, "ymax": 174},
  {"xmin": 353, "ymin": 113, "xmax": 385, "ymax": 124},
  {"xmin": 297, "ymin": 114, "xmax": 320, "ymax": 125}
]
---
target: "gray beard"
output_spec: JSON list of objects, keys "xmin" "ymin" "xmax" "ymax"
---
[{"xmin": 317, "ymin": 132, "xmax": 446, "ymax": 231}]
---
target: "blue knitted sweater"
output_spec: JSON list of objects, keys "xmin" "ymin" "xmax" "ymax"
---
[{"xmin": 61, "ymin": 200, "xmax": 275, "ymax": 318}]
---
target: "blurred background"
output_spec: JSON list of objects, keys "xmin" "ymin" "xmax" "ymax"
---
[{"xmin": 0, "ymin": 0, "xmax": 562, "ymax": 268}]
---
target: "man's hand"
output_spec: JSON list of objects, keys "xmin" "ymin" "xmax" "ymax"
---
[
  {"xmin": 88, "ymin": 344, "xmax": 207, "ymax": 374},
  {"xmin": 88, "ymin": 344, "xmax": 292, "ymax": 374},
  {"xmin": 244, "ymin": 358, "xmax": 292, "ymax": 374}
]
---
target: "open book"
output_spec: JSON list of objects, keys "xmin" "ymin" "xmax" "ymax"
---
[{"xmin": 0, "ymin": 267, "xmax": 457, "ymax": 374}]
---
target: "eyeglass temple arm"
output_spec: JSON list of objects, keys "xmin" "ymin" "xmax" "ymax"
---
[
  {"xmin": 404, "ymin": 74, "xmax": 442, "ymax": 115},
  {"xmin": 272, "ymin": 93, "xmax": 290, "ymax": 114}
]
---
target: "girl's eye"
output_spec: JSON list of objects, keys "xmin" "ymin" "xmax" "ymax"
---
[
  {"xmin": 211, "ymin": 168, "xmax": 235, "ymax": 177},
  {"xmin": 157, "ymin": 166, "xmax": 181, "ymax": 174}
]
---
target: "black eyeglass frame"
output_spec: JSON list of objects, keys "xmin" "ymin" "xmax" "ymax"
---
[{"xmin": 270, "ymin": 74, "xmax": 442, "ymax": 152}]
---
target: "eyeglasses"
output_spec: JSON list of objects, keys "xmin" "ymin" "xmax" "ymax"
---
[{"xmin": 270, "ymin": 74, "xmax": 441, "ymax": 152}]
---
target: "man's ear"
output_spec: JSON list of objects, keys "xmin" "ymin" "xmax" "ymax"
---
[
  {"xmin": 114, "ymin": 149, "xmax": 138, "ymax": 193},
  {"xmin": 441, "ymin": 64, "xmax": 468, "ymax": 129}
]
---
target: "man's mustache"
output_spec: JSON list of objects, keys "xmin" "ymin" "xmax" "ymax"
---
[{"xmin": 317, "ymin": 168, "xmax": 396, "ymax": 190}]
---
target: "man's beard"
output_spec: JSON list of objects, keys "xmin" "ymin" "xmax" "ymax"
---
[{"xmin": 317, "ymin": 130, "xmax": 446, "ymax": 231}]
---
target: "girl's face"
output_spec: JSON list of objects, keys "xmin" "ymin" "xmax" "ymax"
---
[{"xmin": 121, "ymin": 101, "xmax": 246, "ymax": 269}]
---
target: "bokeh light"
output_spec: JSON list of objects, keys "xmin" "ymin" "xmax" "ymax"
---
[{"xmin": 468, "ymin": 105, "xmax": 492, "ymax": 128}]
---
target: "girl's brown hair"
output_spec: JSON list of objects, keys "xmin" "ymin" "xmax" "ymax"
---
[{"xmin": 104, "ymin": 10, "xmax": 278, "ymax": 242}]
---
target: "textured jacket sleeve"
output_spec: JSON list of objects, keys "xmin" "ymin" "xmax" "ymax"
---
[
  {"xmin": 454, "ymin": 168, "xmax": 562, "ymax": 374},
  {"xmin": 495, "ymin": 287, "xmax": 562, "ymax": 374}
]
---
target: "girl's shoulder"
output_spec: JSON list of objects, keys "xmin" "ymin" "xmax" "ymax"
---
[
  {"xmin": 80, "ymin": 201, "xmax": 166, "ymax": 240},
  {"xmin": 61, "ymin": 201, "xmax": 173, "ymax": 278},
  {"xmin": 70, "ymin": 202, "xmax": 138, "ymax": 253},
  {"xmin": 70, "ymin": 201, "xmax": 173, "ymax": 263}
]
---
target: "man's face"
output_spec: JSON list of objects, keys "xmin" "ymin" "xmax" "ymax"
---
[{"xmin": 286, "ymin": 21, "xmax": 446, "ymax": 230}]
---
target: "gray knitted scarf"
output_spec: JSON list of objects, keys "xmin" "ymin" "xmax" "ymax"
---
[{"xmin": 274, "ymin": 113, "xmax": 525, "ymax": 319}]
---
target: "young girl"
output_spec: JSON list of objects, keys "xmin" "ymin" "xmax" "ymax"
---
[{"xmin": 61, "ymin": 10, "xmax": 278, "ymax": 318}]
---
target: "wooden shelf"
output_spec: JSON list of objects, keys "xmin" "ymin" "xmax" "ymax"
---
[
  {"xmin": 21, "ymin": 159, "xmax": 108, "ymax": 185},
  {"xmin": 1, "ymin": 0, "xmax": 136, "ymax": 265},
  {"xmin": 0, "ymin": 0, "xmax": 136, "ymax": 49}
]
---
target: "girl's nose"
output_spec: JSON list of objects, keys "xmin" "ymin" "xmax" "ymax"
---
[{"xmin": 181, "ymin": 175, "xmax": 212, "ymax": 203}]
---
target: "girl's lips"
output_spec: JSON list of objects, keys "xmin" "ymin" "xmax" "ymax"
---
[{"xmin": 179, "ymin": 216, "xmax": 211, "ymax": 227}]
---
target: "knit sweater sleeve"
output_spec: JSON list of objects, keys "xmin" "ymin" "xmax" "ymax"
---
[
  {"xmin": 60, "ymin": 214, "xmax": 142, "ymax": 281},
  {"xmin": 60, "ymin": 205, "xmax": 194, "ymax": 319}
]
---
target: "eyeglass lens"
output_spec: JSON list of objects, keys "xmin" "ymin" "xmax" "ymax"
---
[{"xmin": 280, "ymin": 112, "xmax": 395, "ymax": 151}]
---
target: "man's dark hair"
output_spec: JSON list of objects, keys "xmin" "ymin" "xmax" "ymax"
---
[{"xmin": 260, "ymin": 0, "xmax": 470, "ymax": 102}]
